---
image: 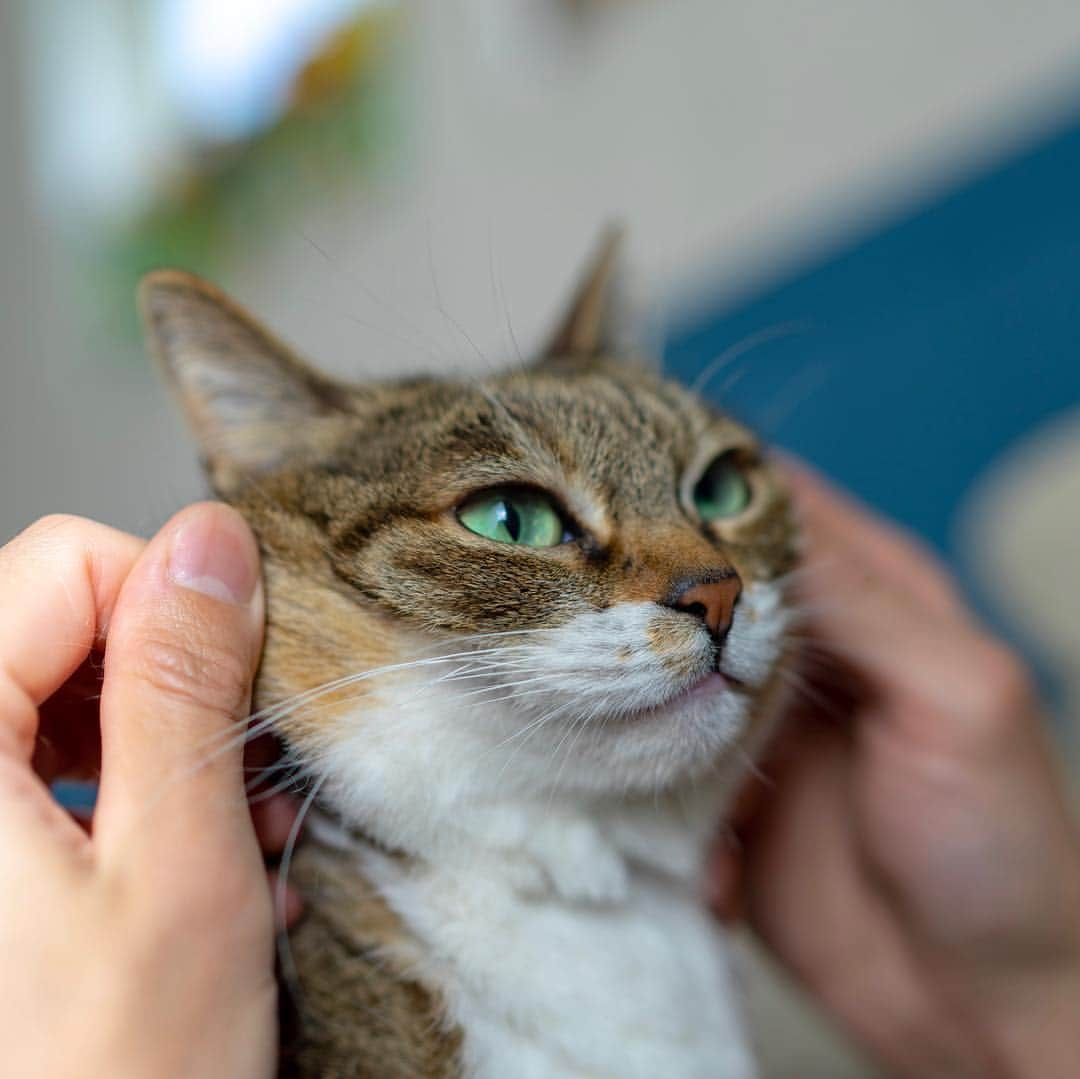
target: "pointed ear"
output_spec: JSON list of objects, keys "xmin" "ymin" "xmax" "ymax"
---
[
  {"xmin": 140, "ymin": 270, "xmax": 353, "ymax": 493},
  {"xmin": 542, "ymin": 226, "xmax": 624, "ymax": 361}
]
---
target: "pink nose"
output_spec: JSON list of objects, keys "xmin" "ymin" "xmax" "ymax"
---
[{"xmin": 670, "ymin": 575, "xmax": 742, "ymax": 641}]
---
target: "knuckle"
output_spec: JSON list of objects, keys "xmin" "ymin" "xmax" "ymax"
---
[
  {"xmin": 0, "ymin": 677, "xmax": 38, "ymax": 759},
  {"xmin": 16, "ymin": 514, "xmax": 105, "ymax": 568},
  {"xmin": 24, "ymin": 512, "xmax": 91, "ymax": 540},
  {"xmin": 135, "ymin": 629, "xmax": 253, "ymax": 720},
  {"xmin": 963, "ymin": 637, "xmax": 1036, "ymax": 728},
  {"xmin": 2, "ymin": 513, "xmax": 87, "ymax": 568},
  {"xmin": 0, "ymin": 753, "xmax": 46, "ymax": 806}
]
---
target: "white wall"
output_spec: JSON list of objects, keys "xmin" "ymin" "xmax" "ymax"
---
[{"xmin": 4, "ymin": 0, "xmax": 1080, "ymax": 542}]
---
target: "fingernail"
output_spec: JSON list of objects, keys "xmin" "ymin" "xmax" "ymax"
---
[{"xmin": 167, "ymin": 506, "xmax": 259, "ymax": 606}]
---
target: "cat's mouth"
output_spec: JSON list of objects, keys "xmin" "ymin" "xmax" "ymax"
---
[
  {"xmin": 686, "ymin": 671, "xmax": 733, "ymax": 700},
  {"xmin": 683, "ymin": 668, "xmax": 749, "ymax": 702},
  {"xmin": 626, "ymin": 669, "xmax": 747, "ymax": 723}
]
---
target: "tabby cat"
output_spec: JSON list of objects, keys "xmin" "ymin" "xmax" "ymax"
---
[{"xmin": 140, "ymin": 234, "xmax": 799, "ymax": 1078}]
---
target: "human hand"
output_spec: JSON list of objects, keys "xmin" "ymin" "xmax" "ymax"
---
[
  {"xmin": 712, "ymin": 462, "xmax": 1080, "ymax": 1078},
  {"xmin": 0, "ymin": 505, "xmax": 297, "ymax": 1079}
]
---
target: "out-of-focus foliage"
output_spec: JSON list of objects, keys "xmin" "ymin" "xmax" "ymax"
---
[{"xmin": 90, "ymin": 6, "xmax": 406, "ymax": 349}]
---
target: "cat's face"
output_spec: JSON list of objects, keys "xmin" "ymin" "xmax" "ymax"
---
[{"xmin": 141, "ymin": 245, "xmax": 798, "ymax": 813}]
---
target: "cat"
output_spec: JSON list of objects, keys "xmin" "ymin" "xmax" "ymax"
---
[{"xmin": 139, "ymin": 233, "xmax": 800, "ymax": 1078}]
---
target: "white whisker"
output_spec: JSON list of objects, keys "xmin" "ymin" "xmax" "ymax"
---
[
  {"xmin": 247, "ymin": 769, "xmax": 310, "ymax": 805},
  {"xmin": 690, "ymin": 321, "xmax": 812, "ymax": 395},
  {"xmin": 277, "ymin": 775, "xmax": 327, "ymax": 1005}
]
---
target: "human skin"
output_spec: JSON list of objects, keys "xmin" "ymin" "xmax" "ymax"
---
[
  {"xmin": 3, "ymin": 475, "xmax": 1079, "ymax": 1077},
  {"xmin": 0, "ymin": 504, "xmax": 298, "ymax": 1079},
  {"xmin": 711, "ymin": 462, "xmax": 1080, "ymax": 1078}
]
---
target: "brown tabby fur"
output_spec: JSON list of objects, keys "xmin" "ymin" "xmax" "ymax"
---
[
  {"xmin": 280, "ymin": 843, "xmax": 463, "ymax": 1078},
  {"xmin": 141, "ymin": 236, "xmax": 798, "ymax": 1077}
]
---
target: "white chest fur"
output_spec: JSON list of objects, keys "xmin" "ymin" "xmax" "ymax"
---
[
  {"xmin": 301, "ymin": 585, "xmax": 790, "ymax": 1077},
  {"xmin": 347, "ymin": 832, "xmax": 757, "ymax": 1079}
]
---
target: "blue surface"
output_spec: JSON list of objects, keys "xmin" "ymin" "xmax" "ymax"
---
[
  {"xmin": 666, "ymin": 111, "xmax": 1080, "ymax": 562},
  {"xmin": 665, "ymin": 109, "xmax": 1080, "ymax": 707},
  {"xmin": 52, "ymin": 780, "xmax": 97, "ymax": 813}
]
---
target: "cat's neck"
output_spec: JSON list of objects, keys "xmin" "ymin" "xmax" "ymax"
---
[
  {"xmin": 301, "ymin": 788, "xmax": 759, "ymax": 1079},
  {"xmin": 310, "ymin": 771, "xmax": 738, "ymax": 906},
  {"xmin": 301, "ymin": 681, "xmax": 772, "ymax": 904}
]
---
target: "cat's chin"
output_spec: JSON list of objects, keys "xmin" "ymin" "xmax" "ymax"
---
[
  {"xmin": 584, "ymin": 669, "xmax": 742, "ymax": 729},
  {"xmin": 506, "ymin": 674, "xmax": 758, "ymax": 796},
  {"xmin": 651, "ymin": 670, "xmax": 732, "ymax": 711}
]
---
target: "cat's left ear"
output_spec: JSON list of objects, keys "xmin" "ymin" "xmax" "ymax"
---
[{"xmin": 541, "ymin": 226, "xmax": 626, "ymax": 362}]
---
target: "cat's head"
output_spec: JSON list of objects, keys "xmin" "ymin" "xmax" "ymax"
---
[{"xmin": 140, "ymin": 237, "xmax": 798, "ymax": 820}]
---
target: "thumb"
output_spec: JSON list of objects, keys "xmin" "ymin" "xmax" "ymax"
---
[{"xmin": 94, "ymin": 502, "xmax": 265, "ymax": 861}]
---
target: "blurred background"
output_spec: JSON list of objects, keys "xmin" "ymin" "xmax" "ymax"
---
[{"xmin": 2, "ymin": 3, "xmax": 1079, "ymax": 1073}]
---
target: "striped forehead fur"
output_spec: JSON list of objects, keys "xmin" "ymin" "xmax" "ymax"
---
[{"xmin": 229, "ymin": 362, "xmax": 795, "ymax": 641}]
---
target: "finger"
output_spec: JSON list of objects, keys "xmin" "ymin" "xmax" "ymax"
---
[
  {"xmin": 0, "ymin": 516, "xmax": 143, "ymax": 761},
  {"xmin": 244, "ymin": 734, "xmax": 302, "ymax": 853},
  {"xmin": 788, "ymin": 512, "xmax": 1035, "ymax": 752},
  {"xmin": 779, "ymin": 456, "xmax": 967, "ymax": 623},
  {"xmin": 0, "ymin": 751, "xmax": 92, "ymax": 878},
  {"xmin": 267, "ymin": 870, "xmax": 304, "ymax": 931},
  {"xmin": 94, "ymin": 503, "xmax": 265, "ymax": 861},
  {"xmin": 251, "ymin": 792, "xmax": 302, "ymax": 856},
  {"xmin": 738, "ymin": 720, "xmax": 989, "ymax": 1075},
  {"xmin": 707, "ymin": 722, "xmax": 809, "ymax": 921}
]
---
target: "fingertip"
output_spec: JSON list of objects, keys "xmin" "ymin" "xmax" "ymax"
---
[
  {"xmin": 167, "ymin": 502, "xmax": 261, "ymax": 609},
  {"xmin": 268, "ymin": 870, "xmax": 305, "ymax": 931},
  {"xmin": 771, "ymin": 452, "xmax": 838, "ymax": 520},
  {"xmin": 251, "ymin": 792, "xmax": 303, "ymax": 854},
  {"xmin": 770, "ymin": 448, "xmax": 818, "ymax": 484}
]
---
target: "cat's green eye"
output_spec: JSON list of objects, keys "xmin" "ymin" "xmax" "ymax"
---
[
  {"xmin": 693, "ymin": 453, "xmax": 752, "ymax": 521},
  {"xmin": 457, "ymin": 488, "xmax": 569, "ymax": 548}
]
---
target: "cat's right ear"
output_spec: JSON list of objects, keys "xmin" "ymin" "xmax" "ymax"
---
[
  {"xmin": 541, "ymin": 226, "xmax": 624, "ymax": 362},
  {"xmin": 140, "ymin": 271, "xmax": 353, "ymax": 494}
]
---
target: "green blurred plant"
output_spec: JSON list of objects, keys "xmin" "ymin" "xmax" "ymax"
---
[{"xmin": 85, "ymin": 6, "xmax": 406, "ymax": 354}]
